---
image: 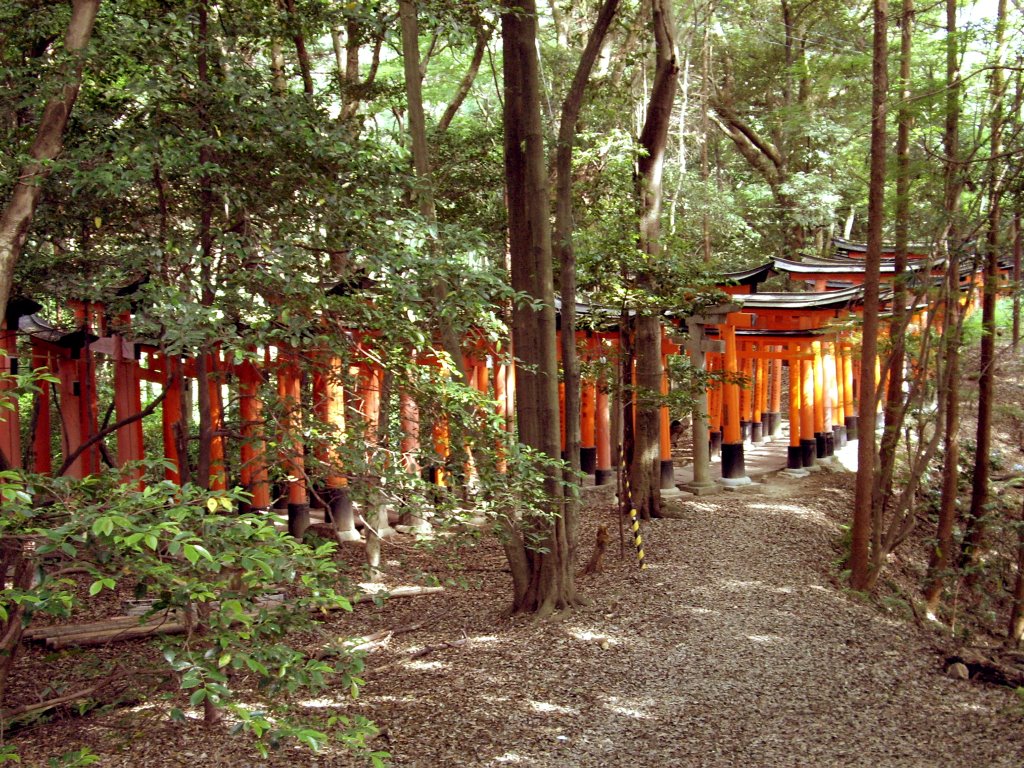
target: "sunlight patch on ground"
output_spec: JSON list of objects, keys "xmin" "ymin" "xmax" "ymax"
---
[
  {"xmin": 490, "ymin": 753, "xmax": 527, "ymax": 764},
  {"xmin": 603, "ymin": 696, "xmax": 654, "ymax": 720},
  {"xmin": 405, "ymin": 660, "xmax": 446, "ymax": 671},
  {"xmin": 299, "ymin": 696, "xmax": 347, "ymax": 709},
  {"xmin": 747, "ymin": 501, "xmax": 832, "ymax": 526},
  {"xmin": 527, "ymin": 699, "xmax": 579, "ymax": 716},
  {"xmin": 720, "ymin": 579, "xmax": 765, "ymax": 590},
  {"xmin": 567, "ymin": 627, "xmax": 624, "ymax": 648},
  {"xmin": 680, "ymin": 605, "xmax": 717, "ymax": 615},
  {"xmin": 746, "ymin": 634, "xmax": 787, "ymax": 644},
  {"xmin": 469, "ymin": 634, "xmax": 502, "ymax": 644},
  {"xmin": 958, "ymin": 702, "xmax": 989, "ymax": 713}
]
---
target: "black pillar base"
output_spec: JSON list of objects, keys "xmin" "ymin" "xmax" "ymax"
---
[
  {"xmin": 825, "ymin": 431, "xmax": 835, "ymax": 456},
  {"xmin": 580, "ymin": 446, "xmax": 597, "ymax": 474},
  {"xmin": 833, "ymin": 425, "xmax": 847, "ymax": 448},
  {"xmin": 845, "ymin": 415, "xmax": 859, "ymax": 441},
  {"xmin": 815, "ymin": 432, "xmax": 827, "ymax": 458},
  {"xmin": 721, "ymin": 442, "xmax": 746, "ymax": 479},
  {"xmin": 800, "ymin": 439, "xmax": 817, "ymax": 468},
  {"xmin": 288, "ymin": 503, "xmax": 311, "ymax": 538},
  {"xmin": 595, "ymin": 468, "xmax": 614, "ymax": 486},
  {"xmin": 787, "ymin": 446, "xmax": 803, "ymax": 470},
  {"xmin": 660, "ymin": 459, "xmax": 675, "ymax": 489},
  {"xmin": 740, "ymin": 420, "xmax": 751, "ymax": 442},
  {"xmin": 327, "ymin": 487, "xmax": 353, "ymax": 526},
  {"xmin": 710, "ymin": 431, "xmax": 722, "ymax": 457},
  {"xmin": 751, "ymin": 421, "xmax": 764, "ymax": 443},
  {"xmin": 765, "ymin": 411, "xmax": 782, "ymax": 437}
]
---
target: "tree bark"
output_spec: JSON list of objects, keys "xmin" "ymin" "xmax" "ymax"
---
[
  {"xmin": 630, "ymin": 0, "xmax": 678, "ymax": 521},
  {"xmin": 923, "ymin": 0, "xmax": 963, "ymax": 616},
  {"xmin": 849, "ymin": 0, "xmax": 888, "ymax": 592},
  {"xmin": 0, "ymin": 0, "xmax": 101, "ymax": 325},
  {"xmin": 554, "ymin": 0, "xmax": 620, "ymax": 587},
  {"xmin": 399, "ymin": 0, "xmax": 468, "ymax": 382},
  {"xmin": 437, "ymin": 18, "xmax": 493, "ymax": 134},
  {"xmin": 502, "ymin": 0, "xmax": 571, "ymax": 615},
  {"xmin": 961, "ymin": 0, "xmax": 1008, "ymax": 578}
]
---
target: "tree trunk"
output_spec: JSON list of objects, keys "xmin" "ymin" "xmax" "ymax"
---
[
  {"xmin": 923, "ymin": 0, "xmax": 963, "ymax": 616},
  {"xmin": 437, "ymin": 18, "xmax": 492, "ymax": 134},
  {"xmin": 0, "ymin": 0, "xmax": 100, "ymax": 324},
  {"xmin": 961, "ymin": 0, "xmax": 1008, "ymax": 578},
  {"xmin": 554, "ymin": 0, "xmax": 620, "ymax": 572},
  {"xmin": 878, "ymin": 0, "xmax": 914, "ymax": 515},
  {"xmin": 630, "ymin": 0, "xmax": 678, "ymax": 521},
  {"xmin": 399, "ymin": 0, "xmax": 467, "ymax": 382},
  {"xmin": 501, "ymin": 0, "xmax": 571, "ymax": 615},
  {"xmin": 849, "ymin": 0, "xmax": 888, "ymax": 592},
  {"xmin": 1009, "ymin": 495, "xmax": 1024, "ymax": 645}
]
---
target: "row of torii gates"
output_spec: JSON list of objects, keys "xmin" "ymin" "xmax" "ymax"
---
[{"xmin": 0, "ymin": 241, "xmax": 989, "ymax": 537}]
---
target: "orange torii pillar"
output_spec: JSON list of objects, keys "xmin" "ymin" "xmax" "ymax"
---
[
  {"xmin": 800, "ymin": 348, "xmax": 817, "ymax": 469},
  {"xmin": 0, "ymin": 318, "xmax": 20, "ymax": 470},
  {"xmin": 820, "ymin": 341, "xmax": 835, "ymax": 458},
  {"xmin": 31, "ymin": 342, "xmax": 53, "ymax": 473},
  {"xmin": 594, "ymin": 376, "xmax": 613, "ymax": 485},
  {"xmin": 399, "ymin": 389, "xmax": 431, "ymax": 533},
  {"xmin": 707, "ymin": 353, "xmax": 723, "ymax": 457},
  {"xmin": 112, "ymin": 331, "xmax": 145, "ymax": 481},
  {"xmin": 277, "ymin": 348, "xmax": 310, "ymax": 537},
  {"xmin": 751, "ymin": 352, "xmax": 767, "ymax": 443},
  {"xmin": 785, "ymin": 348, "xmax": 804, "ymax": 472},
  {"xmin": 659, "ymin": 336, "xmax": 678, "ymax": 490},
  {"xmin": 311, "ymin": 358, "xmax": 358, "ymax": 540},
  {"xmin": 238, "ymin": 358, "xmax": 271, "ymax": 512},
  {"xmin": 719, "ymin": 319, "xmax": 751, "ymax": 485},
  {"xmin": 58, "ymin": 337, "xmax": 100, "ymax": 479},
  {"xmin": 739, "ymin": 353, "xmax": 753, "ymax": 443},
  {"xmin": 580, "ymin": 376, "xmax": 597, "ymax": 475},
  {"xmin": 160, "ymin": 355, "xmax": 184, "ymax": 482},
  {"xmin": 197, "ymin": 349, "xmax": 228, "ymax": 491},
  {"xmin": 767, "ymin": 356, "xmax": 783, "ymax": 439},
  {"xmin": 811, "ymin": 340, "xmax": 828, "ymax": 459},
  {"xmin": 842, "ymin": 342, "xmax": 858, "ymax": 440},
  {"xmin": 827, "ymin": 341, "xmax": 847, "ymax": 448}
]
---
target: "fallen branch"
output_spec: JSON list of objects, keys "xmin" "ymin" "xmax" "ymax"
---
[
  {"xmin": 312, "ymin": 619, "xmax": 434, "ymax": 660},
  {"xmin": 351, "ymin": 585, "xmax": 445, "ymax": 605},
  {"xmin": 0, "ymin": 666, "xmax": 126, "ymax": 722}
]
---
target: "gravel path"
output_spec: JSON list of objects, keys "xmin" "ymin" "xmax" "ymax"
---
[
  {"xmin": 12, "ymin": 471, "xmax": 1024, "ymax": 767},
  {"xmin": 355, "ymin": 475, "xmax": 1024, "ymax": 768}
]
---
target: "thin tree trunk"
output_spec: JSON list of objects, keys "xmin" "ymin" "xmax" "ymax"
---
[
  {"xmin": 554, "ymin": 0, "xmax": 620, "ymax": 588},
  {"xmin": 850, "ymin": 0, "xmax": 888, "ymax": 592},
  {"xmin": 0, "ymin": 0, "xmax": 101, "ymax": 324},
  {"xmin": 879, "ymin": 0, "xmax": 913, "ymax": 515},
  {"xmin": 399, "ymin": 0, "xmax": 467, "ymax": 382},
  {"xmin": 437, "ymin": 19, "xmax": 492, "ymax": 134},
  {"xmin": 1009, "ymin": 495, "xmax": 1024, "ymax": 644},
  {"xmin": 962, "ymin": 0, "xmax": 1008, "ymax": 578},
  {"xmin": 922, "ymin": 0, "xmax": 963, "ymax": 616}
]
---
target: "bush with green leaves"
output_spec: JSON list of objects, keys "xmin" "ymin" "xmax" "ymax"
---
[{"xmin": 0, "ymin": 464, "xmax": 385, "ymax": 762}]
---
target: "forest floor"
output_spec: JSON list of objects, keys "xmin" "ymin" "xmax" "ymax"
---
[{"xmin": 8, "ymin": 461, "xmax": 1024, "ymax": 767}]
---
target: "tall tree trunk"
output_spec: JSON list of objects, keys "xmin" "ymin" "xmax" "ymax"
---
[
  {"xmin": 0, "ymin": 0, "xmax": 100, "ymax": 324},
  {"xmin": 878, "ymin": 0, "xmax": 913, "ymax": 514},
  {"xmin": 554, "ymin": 0, "xmax": 620, "ymax": 580},
  {"xmin": 849, "ymin": 0, "xmax": 888, "ymax": 592},
  {"xmin": 630, "ymin": 0, "xmax": 679, "ymax": 521},
  {"xmin": 923, "ymin": 0, "xmax": 963, "ymax": 616},
  {"xmin": 961, "ymin": 0, "xmax": 1008, "ymax": 577},
  {"xmin": 501, "ymin": 0, "xmax": 571, "ymax": 615},
  {"xmin": 399, "ymin": 0, "xmax": 467, "ymax": 381},
  {"xmin": 1009, "ymin": 494, "xmax": 1024, "ymax": 644}
]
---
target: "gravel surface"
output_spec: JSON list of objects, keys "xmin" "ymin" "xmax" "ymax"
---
[{"xmin": 10, "ymin": 470, "xmax": 1024, "ymax": 767}]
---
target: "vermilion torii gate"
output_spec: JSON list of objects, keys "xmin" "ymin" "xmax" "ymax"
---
[{"xmin": 0, "ymin": 240, "xmax": 1000, "ymax": 530}]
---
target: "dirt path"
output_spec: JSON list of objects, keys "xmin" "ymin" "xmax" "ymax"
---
[
  {"xmin": 12, "ymin": 471, "xmax": 1024, "ymax": 767},
  {"xmin": 349, "ymin": 474, "xmax": 1023, "ymax": 767}
]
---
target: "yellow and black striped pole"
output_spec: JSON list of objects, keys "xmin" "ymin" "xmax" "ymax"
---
[{"xmin": 620, "ymin": 456, "xmax": 647, "ymax": 570}]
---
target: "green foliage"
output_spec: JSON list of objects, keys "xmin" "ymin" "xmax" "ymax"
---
[{"xmin": 0, "ymin": 465, "xmax": 380, "ymax": 758}]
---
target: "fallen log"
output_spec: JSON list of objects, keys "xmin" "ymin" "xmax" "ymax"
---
[
  {"xmin": 47, "ymin": 620, "xmax": 187, "ymax": 649},
  {"xmin": 24, "ymin": 613, "xmax": 178, "ymax": 641}
]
